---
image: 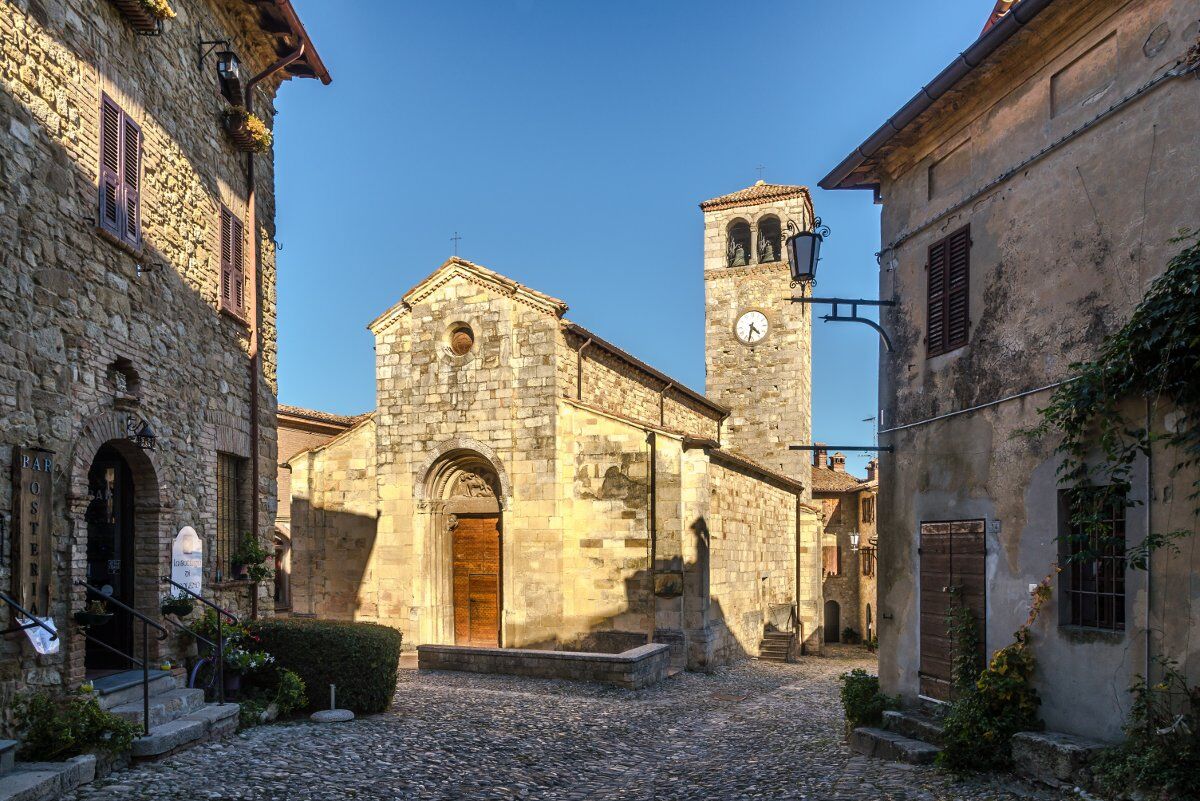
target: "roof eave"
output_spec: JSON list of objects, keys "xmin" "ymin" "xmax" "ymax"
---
[{"xmin": 819, "ymin": 0, "xmax": 1055, "ymax": 191}]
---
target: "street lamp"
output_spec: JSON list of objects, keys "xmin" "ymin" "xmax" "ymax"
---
[
  {"xmin": 849, "ymin": 531, "xmax": 861, "ymax": 552},
  {"xmin": 126, "ymin": 416, "xmax": 157, "ymax": 451},
  {"xmin": 786, "ymin": 218, "xmax": 830, "ymax": 284}
]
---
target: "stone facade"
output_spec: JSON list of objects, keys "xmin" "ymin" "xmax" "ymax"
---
[
  {"xmin": 823, "ymin": 0, "xmax": 1200, "ymax": 739},
  {"xmin": 812, "ymin": 451, "xmax": 878, "ymax": 646},
  {"xmin": 287, "ymin": 254, "xmax": 823, "ymax": 670},
  {"xmin": 0, "ymin": 0, "xmax": 326, "ymax": 730}
]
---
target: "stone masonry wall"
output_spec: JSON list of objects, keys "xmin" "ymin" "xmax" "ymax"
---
[
  {"xmin": 0, "ymin": 0, "xmax": 292, "ymax": 725},
  {"xmin": 288, "ymin": 420, "xmax": 377, "ymax": 619}
]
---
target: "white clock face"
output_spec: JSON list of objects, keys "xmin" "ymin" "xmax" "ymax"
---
[{"xmin": 735, "ymin": 311, "xmax": 769, "ymax": 344}]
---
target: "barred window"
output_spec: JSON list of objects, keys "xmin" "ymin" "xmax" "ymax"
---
[
  {"xmin": 216, "ymin": 453, "xmax": 247, "ymax": 582},
  {"xmin": 1060, "ymin": 490, "xmax": 1126, "ymax": 631},
  {"xmin": 861, "ymin": 547, "xmax": 876, "ymax": 577},
  {"xmin": 861, "ymin": 495, "xmax": 875, "ymax": 523}
]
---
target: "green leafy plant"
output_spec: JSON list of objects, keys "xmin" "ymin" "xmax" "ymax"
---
[
  {"xmin": 1093, "ymin": 660, "xmax": 1200, "ymax": 801},
  {"xmin": 249, "ymin": 618, "xmax": 402, "ymax": 714},
  {"xmin": 945, "ymin": 596, "xmax": 981, "ymax": 697},
  {"xmin": 15, "ymin": 691, "xmax": 140, "ymax": 761},
  {"xmin": 841, "ymin": 627, "xmax": 861, "ymax": 645},
  {"xmin": 937, "ymin": 577, "xmax": 1052, "ymax": 774},
  {"xmin": 1033, "ymin": 232, "xmax": 1200, "ymax": 568},
  {"xmin": 236, "ymin": 666, "xmax": 310, "ymax": 730},
  {"xmin": 839, "ymin": 668, "xmax": 898, "ymax": 729}
]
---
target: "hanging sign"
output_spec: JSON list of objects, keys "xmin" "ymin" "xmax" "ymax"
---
[
  {"xmin": 171, "ymin": 526, "xmax": 203, "ymax": 597},
  {"xmin": 12, "ymin": 447, "xmax": 54, "ymax": 615}
]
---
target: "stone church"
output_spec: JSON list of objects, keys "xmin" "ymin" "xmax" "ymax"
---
[{"xmin": 282, "ymin": 183, "xmax": 824, "ymax": 668}]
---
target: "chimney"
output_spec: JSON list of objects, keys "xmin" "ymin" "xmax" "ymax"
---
[
  {"xmin": 866, "ymin": 459, "xmax": 878, "ymax": 482},
  {"xmin": 813, "ymin": 442, "xmax": 827, "ymax": 468},
  {"xmin": 830, "ymin": 453, "xmax": 846, "ymax": 472}
]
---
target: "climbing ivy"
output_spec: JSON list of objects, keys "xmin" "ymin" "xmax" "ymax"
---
[{"xmin": 1033, "ymin": 231, "xmax": 1200, "ymax": 567}]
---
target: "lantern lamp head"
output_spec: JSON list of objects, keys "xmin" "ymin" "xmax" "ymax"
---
[
  {"xmin": 216, "ymin": 49, "xmax": 240, "ymax": 82},
  {"xmin": 849, "ymin": 530, "xmax": 861, "ymax": 551},
  {"xmin": 126, "ymin": 416, "xmax": 157, "ymax": 451},
  {"xmin": 786, "ymin": 217, "xmax": 830, "ymax": 284}
]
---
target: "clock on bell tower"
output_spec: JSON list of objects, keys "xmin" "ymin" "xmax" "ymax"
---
[{"xmin": 701, "ymin": 180, "xmax": 815, "ymax": 492}]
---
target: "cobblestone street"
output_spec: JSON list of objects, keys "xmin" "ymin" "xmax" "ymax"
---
[{"xmin": 67, "ymin": 650, "xmax": 1073, "ymax": 801}]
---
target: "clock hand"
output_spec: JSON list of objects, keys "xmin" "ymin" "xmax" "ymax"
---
[{"xmin": 749, "ymin": 323, "xmax": 760, "ymax": 337}]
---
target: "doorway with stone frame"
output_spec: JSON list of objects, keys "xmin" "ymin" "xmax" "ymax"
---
[{"xmin": 418, "ymin": 446, "xmax": 507, "ymax": 647}]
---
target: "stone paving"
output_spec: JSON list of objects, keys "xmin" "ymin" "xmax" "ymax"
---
[{"xmin": 67, "ymin": 649, "xmax": 1075, "ymax": 801}]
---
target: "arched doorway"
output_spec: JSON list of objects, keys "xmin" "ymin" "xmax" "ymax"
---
[
  {"xmin": 865, "ymin": 603, "xmax": 873, "ymax": 642},
  {"xmin": 824, "ymin": 599, "xmax": 841, "ymax": 644},
  {"xmin": 420, "ymin": 448, "xmax": 505, "ymax": 647},
  {"xmin": 83, "ymin": 444, "xmax": 137, "ymax": 672}
]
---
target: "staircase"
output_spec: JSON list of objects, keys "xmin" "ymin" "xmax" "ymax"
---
[
  {"xmin": 849, "ymin": 708, "xmax": 945, "ymax": 764},
  {"xmin": 757, "ymin": 630, "xmax": 794, "ymax": 663},
  {"xmin": 95, "ymin": 670, "xmax": 239, "ymax": 759}
]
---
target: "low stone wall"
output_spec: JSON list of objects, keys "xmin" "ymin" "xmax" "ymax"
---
[{"xmin": 417, "ymin": 643, "xmax": 671, "ymax": 689}]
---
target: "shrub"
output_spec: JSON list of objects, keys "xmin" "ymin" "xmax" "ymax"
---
[
  {"xmin": 15, "ymin": 691, "xmax": 140, "ymax": 761},
  {"xmin": 1093, "ymin": 661, "xmax": 1200, "ymax": 801},
  {"xmin": 840, "ymin": 668, "xmax": 898, "ymax": 728},
  {"xmin": 937, "ymin": 577, "xmax": 1051, "ymax": 774},
  {"xmin": 248, "ymin": 618, "xmax": 402, "ymax": 714}
]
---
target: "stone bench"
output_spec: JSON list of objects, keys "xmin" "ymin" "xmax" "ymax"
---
[
  {"xmin": 417, "ymin": 643, "xmax": 671, "ymax": 689},
  {"xmin": 1011, "ymin": 730, "xmax": 1110, "ymax": 790}
]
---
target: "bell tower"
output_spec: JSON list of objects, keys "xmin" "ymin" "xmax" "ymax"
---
[{"xmin": 701, "ymin": 181, "xmax": 814, "ymax": 491}]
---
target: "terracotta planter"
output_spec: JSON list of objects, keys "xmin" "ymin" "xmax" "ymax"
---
[{"xmin": 108, "ymin": 0, "xmax": 164, "ymax": 35}]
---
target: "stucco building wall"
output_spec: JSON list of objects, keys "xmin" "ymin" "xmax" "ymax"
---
[{"xmin": 839, "ymin": 0, "xmax": 1200, "ymax": 740}]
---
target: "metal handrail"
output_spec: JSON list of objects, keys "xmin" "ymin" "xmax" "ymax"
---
[
  {"xmin": 161, "ymin": 577, "xmax": 237, "ymax": 706},
  {"xmin": 0, "ymin": 589, "xmax": 59, "ymax": 640},
  {"xmin": 74, "ymin": 580, "xmax": 169, "ymax": 736}
]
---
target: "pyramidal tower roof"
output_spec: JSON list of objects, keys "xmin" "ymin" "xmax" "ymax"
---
[{"xmin": 699, "ymin": 180, "xmax": 811, "ymax": 212}]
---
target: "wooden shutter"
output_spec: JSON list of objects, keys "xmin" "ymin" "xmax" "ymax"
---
[
  {"xmin": 823, "ymin": 545, "xmax": 840, "ymax": 576},
  {"xmin": 945, "ymin": 226, "xmax": 971, "ymax": 350},
  {"xmin": 99, "ymin": 95, "xmax": 123, "ymax": 236},
  {"xmin": 926, "ymin": 225, "xmax": 970, "ymax": 356},
  {"xmin": 231, "ymin": 214, "xmax": 245, "ymax": 314},
  {"xmin": 219, "ymin": 207, "xmax": 233, "ymax": 309},
  {"xmin": 120, "ymin": 115, "xmax": 142, "ymax": 246}
]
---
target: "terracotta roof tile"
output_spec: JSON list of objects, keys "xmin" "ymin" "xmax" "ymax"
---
[
  {"xmin": 982, "ymin": 0, "xmax": 1021, "ymax": 33},
  {"xmin": 699, "ymin": 181, "xmax": 812, "ymax": 212},
  {"xmin": 278, "ymin": 404, "xmax": 370, "ymax": 428},
  {"xmin": 811, "ymin": 466, "xmax": 868, "ymax": 493}
]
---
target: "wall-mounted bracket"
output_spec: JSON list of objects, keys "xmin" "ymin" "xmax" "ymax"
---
[
  {"xmin": 788, "ymin": 444, "xmax": 894, "ymax": 454},
  {"xmin": 788, "ymin": 296, "xmax": 896, "ymax": 351}
]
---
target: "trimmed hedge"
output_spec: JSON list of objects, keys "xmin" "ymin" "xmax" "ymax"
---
[{"xmin": 248, "ymin": 618, "xmax": 402, "ymax": 714}]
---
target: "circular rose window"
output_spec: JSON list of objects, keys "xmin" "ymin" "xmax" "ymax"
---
[{"xmin": 449, "ymin": 325, "xmax": 474, "ymax": 356}]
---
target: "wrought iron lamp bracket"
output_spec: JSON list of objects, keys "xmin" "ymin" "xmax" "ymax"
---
[{"xmin": 788, "ymin": 295, "xmax": 897, "ymax": 351}]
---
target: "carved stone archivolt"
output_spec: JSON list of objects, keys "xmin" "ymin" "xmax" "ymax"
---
[{"xmin": 450, "ymin": 469, "xmax": 497, "ymax": 499}]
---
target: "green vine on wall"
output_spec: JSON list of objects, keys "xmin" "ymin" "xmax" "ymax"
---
[{"xmin": 1033, "ymin": 231, "xmax": 1200, "ymax": 567}]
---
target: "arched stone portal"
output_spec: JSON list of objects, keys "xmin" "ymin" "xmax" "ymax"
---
[
  {"xmin": 416, "ymin": 445, "xmax": 507, "ymax": 647},
  {"xmin": 68, "ymin": 407, "xmax": 167, "ymax": 681},
  {"xmin": 824, "ymin": 599, "xmax": 841, "ymax": 644}
]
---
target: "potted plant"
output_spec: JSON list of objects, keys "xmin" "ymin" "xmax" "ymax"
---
[
  {"xmin": 160, "ymin": 593, "xmax": 195, "ymax": 617},
  {"xmin": 232, "ymin": 533, "xmax": 273, "ymax": 618},
  {"xmin": 223, "ymin": 106, "xmax": 273, "ymax": 153},
  {"xmin": 108, "ymin": 0, "xmax": 175, "ymax": 35},
  {"xmin": 223, "ymin": 647, "xmax": 274, "ymax": 697},
  {"xmin": 73, "ymin": 600, "xmax": 113, "ymax": 628}
]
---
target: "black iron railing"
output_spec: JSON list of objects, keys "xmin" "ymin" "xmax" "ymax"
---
[
  {"xmin": 74, "ymin": 580, "xmax": 169, "ymax": 736},
  {"xmin": 0, "ymin": 589, "xmax": 59, "ymax": 640},
  {"xmin": 161, "ymin": 577, "xmax": 238, "ymax": 706}
]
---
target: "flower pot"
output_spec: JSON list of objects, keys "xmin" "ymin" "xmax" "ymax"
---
[
  {"xmin": 74, "ymin": 611, "xmax": 113, "ymax": 628},
  {"xmin": 223, "ymin": 671, "xmax": 242, "ymax": 697},
  {"xmin": 230, "ymin": 562, "xmax": 250, "ymax": 581},
  {"xmin": 223, "ymin": 114, "xmax": 268, "ymax": 153},
  {"xmin": 161, "ymin": 598, "xmax": 194, "ymax": 617},
  {"xmin": 108, "ymin": 0, "xmax": 164, "ymax": 35}
]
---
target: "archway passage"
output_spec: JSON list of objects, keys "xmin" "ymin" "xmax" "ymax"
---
[
  {"xmin": 452, "ymin": 515, "xmax": 500, "ymax": 646},
  {"xmin": 84, "ymin": 444, "xmax": 136, "ymax": 673},
  {"xmin": 824, "ymin": 599, "xmax": 841, "ymax": 644}
]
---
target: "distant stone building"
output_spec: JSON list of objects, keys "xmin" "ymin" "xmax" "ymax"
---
[
  {"xmin": 285, "ymin": 184, "xmax": 827, "ymax": 667},
  {"xmin": 811, "ymin": 449, "xmax": 877, "ymax": 646},
  {"xmin": 822, "ymin": 0, "xmax": 1200, "ymax": 739},
  {"xmin": 0, "ymin": 0, "xmax": 327, "ymax": 720}
]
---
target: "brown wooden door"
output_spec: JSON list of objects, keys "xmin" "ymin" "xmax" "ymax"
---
[
  {"xmin": 919, "ymin": 520, "xmax": 985, "ymax": 701},
  {"xmin": 453, "ymin": 516, "xmax": 500, "ymax": 646}
]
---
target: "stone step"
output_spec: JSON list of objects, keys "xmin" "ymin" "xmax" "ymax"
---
[
  {"xmin": 849, "ymin": 727, "xmax": 941, "ymax": 765},
  {"xmin": 130, "ymin": 702, "xmax": 240, "ymax": 760},
  {"xmin": 0, "ymin": 741, "xmax": 16, "ymax": 778},
  {"xmin": 882, "ymin": 709, "xmax": 946, "ymax": 746},
  {"xmin": 93, "ymin": 671, "xmax": 175, "ymax": 711},
  {"xmin": 0, "ymin": 755, "xmax": 95, "ymax": 801},
  {"xmin": 110, "ymin": 688, "xmax": 206, "ymax": 728},
  {"xmin": 1012, "ymin": 731, "xmax": 1109, "ymax": 790}
]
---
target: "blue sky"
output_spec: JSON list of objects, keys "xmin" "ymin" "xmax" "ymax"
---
[{"xmin": 274, "ymin": 1, "xmax": 994, "ymax": 475}]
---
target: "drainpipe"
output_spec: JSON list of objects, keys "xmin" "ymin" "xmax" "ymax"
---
[
  {"xmin": 243, "ymin": 44, "xmax": 305, "ymax": 600},
  {"xmin": 576, "ymin": 338, "xmax": 593, "ymax": 400},
  {"xmin": 647, "ymin": 430, "xmax": 657, "ymax": 644},
  {"xmin": 1145, "ymin": 398, "xmax": 1153, "ymax": 683}
]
